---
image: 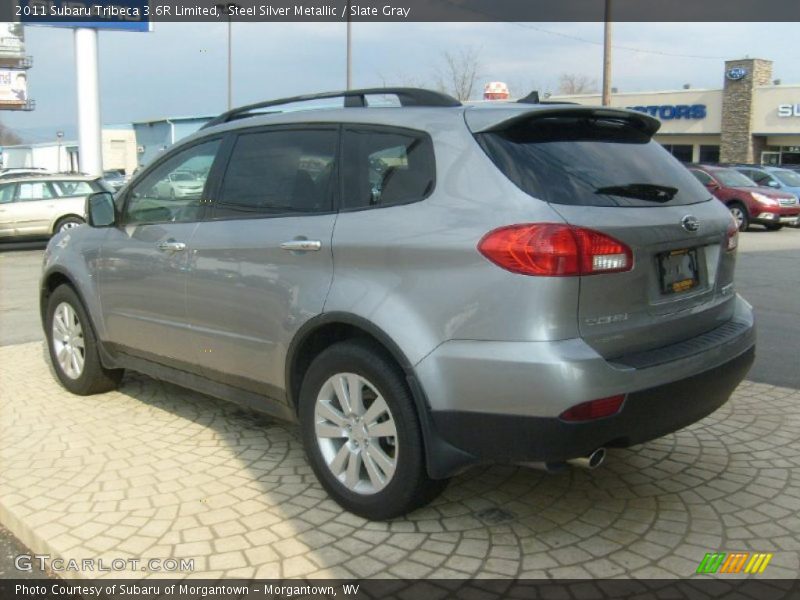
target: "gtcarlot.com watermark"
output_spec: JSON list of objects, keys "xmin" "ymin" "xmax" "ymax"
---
[{"xmin": 15, "ymin": 554, "xmax": 194, "ymax": 573}]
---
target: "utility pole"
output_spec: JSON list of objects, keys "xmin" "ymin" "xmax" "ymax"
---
[
  {"xmin": 227, "ymin": 17, "xmax": 232, "ymax": 109},
  {"xmin": 346, "ymin": 1, "xmax": 352, "ymax": 89},
  {"xmin": 602, "ymin": 0, "xmax": 612, "ymax": 106}
]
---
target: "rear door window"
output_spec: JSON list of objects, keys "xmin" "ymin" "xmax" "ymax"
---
[
  {"xmin": 215, "ymin": 127, "xmax": 337, "ymax": 217},
  {"xmin": 341, "ymin": 126, "xmax": 435, "ymax": 210},
  {"xmin": 17, "ymin": 182, "xmax": 55, "ymax": 201},
  {"xmin": 476, "ymin": 116, "xmax": 710, "ymax": 207}
]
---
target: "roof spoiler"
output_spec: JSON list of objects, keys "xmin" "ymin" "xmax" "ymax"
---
[{"xmin": 466, "ymin": 106, "xmax": 661, "ymax": 137}]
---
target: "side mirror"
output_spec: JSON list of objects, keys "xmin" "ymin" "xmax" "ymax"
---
[
  {"xmin": 706, "ymin": 181, "xmax": 720, "ymax": 190},
  {"xmin": 85, "ymin": 192, "xmax": 116, "ymax": 227}
]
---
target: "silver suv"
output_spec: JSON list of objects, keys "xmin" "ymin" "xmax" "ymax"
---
[{"xmin": 41, "ymin": 88, "xmax": 756, "ymax": 519}]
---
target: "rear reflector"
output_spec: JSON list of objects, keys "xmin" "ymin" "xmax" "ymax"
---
[
  {"xmin": 478, "ymin": 223, "xmax": 633, "ymax": 277},
  {"xmin": 559, "ymin": 395, "xmax": 625, "ymax": 422}
]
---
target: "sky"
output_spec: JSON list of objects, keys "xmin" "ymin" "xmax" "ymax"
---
[{"xmin": 3, "ymin": 21, "xmax": 800, "ymax": 142}]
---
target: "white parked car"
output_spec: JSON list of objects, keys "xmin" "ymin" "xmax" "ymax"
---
[{"xmin": 0, "ymin": 174, "xmax": 112, "ymax": 239}]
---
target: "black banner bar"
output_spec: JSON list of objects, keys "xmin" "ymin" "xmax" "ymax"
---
[{"xmin": 6, "ymin": 0, "xmax": 800, "ymax": 24}]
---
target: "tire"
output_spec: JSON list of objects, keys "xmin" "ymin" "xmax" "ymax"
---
[
  {"xmin": 728, "ymin": 202, "xmax": 750, "ymax": 232},
  {"xmin": 298, "ymin": 339, "xmax": 448, "ymax": 520},
  {"xmin": 45, "ymin": 285, "xmax": 123, "ymax": 395},
  {"xmin": 765, "ymin": 224, "xmax": 783, "ymax": 231},
  {"xmin": 54, "ymin": 216, "xmax": 85, "ymax": 235}
]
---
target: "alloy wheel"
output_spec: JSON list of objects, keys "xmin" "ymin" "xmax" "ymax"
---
[
  {"xmin": 51, "ymin": 302, "xmax": 85, "ymax": 379},
  {"xmin": 314, "ymin": 372, "xmax": 398, "ymax": 494}
]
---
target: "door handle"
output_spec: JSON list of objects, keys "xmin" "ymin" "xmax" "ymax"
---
[
  {"xmin": 280, "ymin": 240, "xmax": 322, "ymax": 252},
  {"xmin": 156, "ymin": 240, "xmax": 187, "ymax": 252}
]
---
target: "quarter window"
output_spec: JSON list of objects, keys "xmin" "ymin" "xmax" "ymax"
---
[
  {"xmin": 690, "ymin": 169, "xmax": 714, "ymax": 186},
  {"xmin": 51, "ymin": 180, "xmax": 95, "ymax": 197},
  {"xmin": 216, "ymin": 129, "xmax": 337, "ymax": 217},
  {"xmin": 342, "ymin": 127, "xmax": 435, "ymax": 210},
  {"xmin": 125, "ymin": 140, "xmax": 220, "ymax": 225}
]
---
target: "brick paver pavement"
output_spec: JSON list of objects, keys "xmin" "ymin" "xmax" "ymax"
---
[{"xmin": 1, "ymin": 342, "xmax": 798, "ymax": 580}]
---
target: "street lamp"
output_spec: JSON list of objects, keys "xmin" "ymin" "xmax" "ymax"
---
[
  {"xmin": 56, "ymin": 131, "xmax": 64, "ymax": 173},
  {"xmin": 346, "ymin": 0, "xmax": 352, "ymax": 89}
]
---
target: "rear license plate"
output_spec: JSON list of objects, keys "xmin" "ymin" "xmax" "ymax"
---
[{"xmin": 658, "ymin": 248, "xmax": 699, "ymax": 295}]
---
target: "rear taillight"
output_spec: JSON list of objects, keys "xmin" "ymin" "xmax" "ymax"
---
[
  {"xmin": 559, "ymin": 395, "xmax": 625, "ymax": 422},
  {"xmin": 478, "ymin": 223, "xmax": 633, "ymax": 277},
  {"xmin": 726, "ymin": 219, "xmax": 739, "ymax": 252}
]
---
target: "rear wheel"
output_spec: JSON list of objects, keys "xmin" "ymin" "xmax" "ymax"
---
[
  {"xmin": 45, "ymin": 285, "xmax": 123, "ymax": 395},
  {"xmin": 728, "ymin": 202, "xmax": 750, "ymax": 232},
  {"xmin": 298, "ymin": 340, "xmax": 447, "ymax": 519}
]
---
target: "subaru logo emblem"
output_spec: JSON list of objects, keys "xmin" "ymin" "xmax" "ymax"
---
[
  {"xmin": 681, "ymin": 215, "xmax": 700, "ymax": 232},
  {"xmin": 726, "ymin": 67, "xmax": 747, "ymax": 81}
]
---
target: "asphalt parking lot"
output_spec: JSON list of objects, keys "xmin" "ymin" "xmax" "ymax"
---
[{"xmin": 0, "ymin": 228, "xmax": 799, "ymax": 580}]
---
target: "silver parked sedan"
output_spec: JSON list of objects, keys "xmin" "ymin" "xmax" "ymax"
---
[{"xmin": 40, "ymin": 88, "xmax": 755, "ymax": 519}]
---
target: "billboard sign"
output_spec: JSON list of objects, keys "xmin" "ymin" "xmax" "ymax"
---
[
  {"xmin": 0, "ymin": 23, "xmax": 25, "ymax": 60},
  {"xmin": 20, "ymin": 0, "xmax": 151, "ymax": 31},
  {"xmin": 0, "ymin": 69, "xmax": 28, "ymax": 107}
]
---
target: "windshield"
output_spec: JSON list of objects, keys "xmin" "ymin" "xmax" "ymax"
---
[
  {"xmin": 475, "ymin": 116, "xmax": 710, "ymax": 207},
  {"xmin": 774, "ymin": 169, "xmax": 800, "ymax": 187},
  {"xmin": 715, "ymin": 169, "xmax": 757, "ymax": 187}
]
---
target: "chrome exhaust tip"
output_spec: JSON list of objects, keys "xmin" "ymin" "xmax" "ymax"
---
[{"xmin": 566, "ymin": 448, "xmax": 606, "ymax": 470}]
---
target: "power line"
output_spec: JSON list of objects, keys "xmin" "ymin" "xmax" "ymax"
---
[{"xmin": 509, "ymin": 22, "xmax": 727, "ymax": 60}]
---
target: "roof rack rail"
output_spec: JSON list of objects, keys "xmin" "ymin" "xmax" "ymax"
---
[{"xmin": 202, "ymin": 87, "xmax": 462, "ymax": 129}]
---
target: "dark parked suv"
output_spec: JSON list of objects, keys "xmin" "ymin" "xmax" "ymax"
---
[
  {"xmin": 41, "ymin": 89, "xmax": 755, "ymax": 519},
  {"xmin": 687, "ymin": 164, "xmax": 800, "ymax": 231}
]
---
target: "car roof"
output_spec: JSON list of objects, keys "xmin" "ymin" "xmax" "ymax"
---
[{"xmin": 0, "ymin": 174, "xmax": 98, "ymax": 184}]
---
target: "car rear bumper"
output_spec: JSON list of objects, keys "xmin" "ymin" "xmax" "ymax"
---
[
  {"xmin": 414, "ymin": 294, "xmax": 755, "ymax": 473},
  {"xmin": 428, "ymin": 345, "xmax": 753, "ymax": 465}
]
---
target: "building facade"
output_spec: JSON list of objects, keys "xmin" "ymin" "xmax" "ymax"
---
[{"xmin": 550, "ymin": 58, "xmax": 800, "ymax": 166}]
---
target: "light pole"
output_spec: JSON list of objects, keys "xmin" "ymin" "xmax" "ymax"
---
[
  {"xmin": 215, "ymin": 3, "xmax": 238, "ymax": 109},
  {"xmin": 56, "ymin": 131, "xmax": 64, "ymax": 172},
  {"xmin": 601, "ymin": 0, "xmax": 612, "ymax": 106}
]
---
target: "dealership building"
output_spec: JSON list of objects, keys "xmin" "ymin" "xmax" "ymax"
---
[{"xmin": 551, "ymin": 58, "xmax": 800, "ymax": 166}]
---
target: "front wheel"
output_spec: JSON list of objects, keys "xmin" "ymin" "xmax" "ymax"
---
[
  {"xmin": 728, "ymin": 202, "xmax": 750, "ymax": 232},
  {"xmin": 299, "ymin": 340, "xmax": 447, "ymax": 520},
  {"xmin": 45, "ymin": 285, "xmax": 123, "ymax": 395}
]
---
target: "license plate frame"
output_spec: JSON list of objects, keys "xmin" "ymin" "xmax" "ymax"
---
[{"xmin": 658, "ymin": 248, "xmax": 700, "ymax": 295}]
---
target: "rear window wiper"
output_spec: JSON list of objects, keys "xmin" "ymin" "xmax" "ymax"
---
[{"xmin": 594, "ymin": 183, "xmax": 678, "ymax": 203}]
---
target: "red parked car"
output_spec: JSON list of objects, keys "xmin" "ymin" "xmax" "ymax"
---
[{"xmin": 688, "ymin": 164, "xmax": 800, "ymax": 231}]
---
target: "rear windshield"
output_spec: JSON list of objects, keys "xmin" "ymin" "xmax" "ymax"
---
[{"xmin": 475, "ymin": 116, "xmax": 711, "ymax": 207}]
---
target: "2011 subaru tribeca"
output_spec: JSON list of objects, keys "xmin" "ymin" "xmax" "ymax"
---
[{"xmin": 40, "ymin": 88, "xmax": 756, "ymax": 520}]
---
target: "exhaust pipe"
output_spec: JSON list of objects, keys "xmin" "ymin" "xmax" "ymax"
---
[
  {"xmin": 567, "ymin": 448, "xmax": 606, "ymax": 470},
  {"xmin": 520, "ymin": 461, "xmax": 567, "ymax": 473}
]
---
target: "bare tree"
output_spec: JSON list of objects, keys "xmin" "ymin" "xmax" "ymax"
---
[
  {"xmin": 557, "ymin": 73, "xmax": 599, "ymax": 95},
  {"xmin": 435, "ymin": 47, "xmax": 481, "ymax": 101},
  {"xmin": 0, "ymin": 120, "xmax": 22, "ymax": 146}
]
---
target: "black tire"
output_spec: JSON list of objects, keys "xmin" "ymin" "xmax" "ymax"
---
[
  {"xmin": 45, "ymin": 285, "xmax": 123, "ymax": 395},
  {"xmin": 298, "ymin": 339, "xmax": 448, "ymax": 520},
  {"xmin": 765, "ymin": 224, "xmax": 783, "ymax": 231},
  {"xmin": 53, "ymin": 216, "xmax": 85, "ymax": 235},
  {"xmin": 728, "ymin": 202, "xmax": 750, "ymax": 232}
]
